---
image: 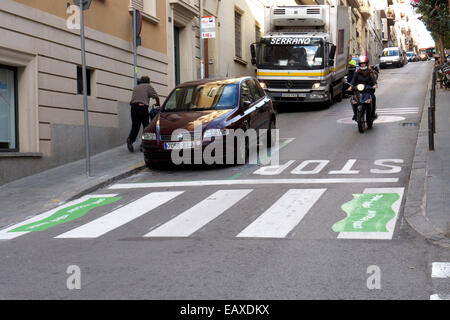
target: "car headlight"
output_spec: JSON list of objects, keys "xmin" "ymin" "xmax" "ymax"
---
[
  {"xmin": 203, "ymin": 129, "xmax": 229, "ymax": 140},
  {"xmin": 312, "ymin": 82, "xmax": 321, "ymax": 89},
  {"xmin": 259, "ymin": 81, "xmax": 267, "ymax": 89},
  {"xmin": 357, "ymin": 84, "xmax": 365, "ymax": 91},
  {"xmin": 142, "ymin": 132, "xmax": 157, "ymax": 141}
]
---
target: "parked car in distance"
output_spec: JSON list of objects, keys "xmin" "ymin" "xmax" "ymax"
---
[
  {"xmin": 380, "ymin": 47, "xmax": 405, "ymax": 68},
  {"xmin": 406, "ymin": 51, "xmax": 418, "ymax": 62},
  {"xmin": 141, "ymin": 77, "xmax": 276, "ymax": 166}
]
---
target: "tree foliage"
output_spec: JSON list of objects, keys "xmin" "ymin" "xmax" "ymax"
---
[{"xmin": 415, "ymin": 0, "xmax": 450, "ymax": 47}]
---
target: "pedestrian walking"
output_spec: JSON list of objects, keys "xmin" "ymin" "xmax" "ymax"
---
[{"xmin": 127, "ymin": 76, "xmax": 160, "ymax": 152}]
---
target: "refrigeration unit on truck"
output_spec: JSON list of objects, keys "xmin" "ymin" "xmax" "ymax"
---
[{"xmin": 250, "ymin": 5, "xmax": 350, "ymax": 107}]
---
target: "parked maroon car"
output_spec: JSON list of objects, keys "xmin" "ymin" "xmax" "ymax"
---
[{"xmin": 141, "ymin": 77, "xmax": 276, "ymax": 166}]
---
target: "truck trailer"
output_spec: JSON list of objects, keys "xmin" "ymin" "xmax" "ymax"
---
[{"xmin": 250, "ymin": 4, "xmax": 351, "ymax": 107}]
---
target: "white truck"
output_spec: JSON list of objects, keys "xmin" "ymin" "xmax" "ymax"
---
[{"xmin": 250, "ymin": 4, "xmax": 351, "ymax": 107}]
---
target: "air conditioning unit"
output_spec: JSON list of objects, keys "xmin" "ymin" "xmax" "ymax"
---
[{"xmin": 271, "ymin": 6, "xmax": 325, "ymax": 27}]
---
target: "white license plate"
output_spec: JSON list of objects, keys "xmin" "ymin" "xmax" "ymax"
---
[
  {"xmin": 282, "ymin": 93, "xmax": 306, "ymax": 98},
  {"xmin": 164, "ymin": 141, "xmax": 195, "ymax": 150}
]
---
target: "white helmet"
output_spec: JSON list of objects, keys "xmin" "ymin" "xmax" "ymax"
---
[{"xmin": 358, "ymin": 56, "xmax": 369, "ymax": 70}]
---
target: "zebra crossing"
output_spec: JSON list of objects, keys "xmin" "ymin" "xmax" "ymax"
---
[
  {"xmin": 325, "ymin": 107, "xmax": 420, "ymax": 117},
  {"xmin": 430, "ymin": 262, "xmax": 450, "ymax": 300},
  {"xmin": 0, "ymin": 186, "xmax": 405, "ymax": 242}
]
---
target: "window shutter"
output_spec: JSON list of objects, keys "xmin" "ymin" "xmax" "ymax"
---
[
  {"xmin": 130, "ymin": 0, "xmax": 144, "ymax": 12},
  {"xmin": 235, "ymin": 11, "xmax": 242, "ymax": 58}
]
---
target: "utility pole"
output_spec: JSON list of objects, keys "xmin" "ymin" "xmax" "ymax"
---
[
  {"xmin": 75, "ymin": 0, "xmax": 92, "ymax": 177},
  {"xmin": 199, "ymin": 0, "xmax": 205, "ymax": 79}
]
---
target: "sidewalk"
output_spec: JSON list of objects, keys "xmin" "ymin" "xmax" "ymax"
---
[
  {"xmin": 404, "ymin": 78, "xmax": 450, "ymax": 248},
  {"xmin": 0, "ymin": 144, "xmax": 145, "ymax": 229}
]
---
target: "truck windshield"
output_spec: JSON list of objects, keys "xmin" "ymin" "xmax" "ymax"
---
[{"xmin": 257, "ymin": 42, "xmax": 324, "ymax": 69}]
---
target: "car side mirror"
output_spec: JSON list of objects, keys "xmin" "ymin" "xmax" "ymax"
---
[
  {"xmin": 329, "ymin": 45, "xmax": 336, "ymax": 60},
  {"xmin": 250, "ymin": 44, "xmax": 256, "ymax": 66},
  {"xmin": 241, "ymin": 100, "xmax": 251, "ymax": 109}
]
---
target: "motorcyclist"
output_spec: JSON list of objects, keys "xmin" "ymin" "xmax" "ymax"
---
[{"xmin": 347, "ymin": 56, "xmax": 378, "ymax": 120}]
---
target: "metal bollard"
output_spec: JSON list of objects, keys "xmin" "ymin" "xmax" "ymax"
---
[{"xmin": 428, "ymin": 107, "xmax": 434, "ymax": 151}]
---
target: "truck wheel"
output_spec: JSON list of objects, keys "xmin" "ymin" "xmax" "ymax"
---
[
  {"xmin": 335, "ymin": 88, "xmax": 343, "ymax": 102},
  {"xmin": 324, "ymin": 89, "xmax": 333, "ymax": 109}
]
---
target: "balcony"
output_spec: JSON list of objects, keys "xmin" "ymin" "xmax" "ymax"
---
[
  {"xmin": 359, "ymin": 0, "xmax": 371, "ymax": 20},
  {"xmin": 169, "ymin": 0, "xmax": 199, "ymax": 16}
]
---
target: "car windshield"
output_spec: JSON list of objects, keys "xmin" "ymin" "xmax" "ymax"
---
[
  {"xmin": 257, "ymin": 41, "xmax": 324, "ymax": 69},
  {"xmin": 383, "ymin": 50, "xmax": 399, "ymax": 57},
  {"xmin": 407, "ymin": 52, "xmax": 414, "ymax": 56},
  {"xmin": 163, "ymin": 83, "xmax": 239, "ymax": 112}
]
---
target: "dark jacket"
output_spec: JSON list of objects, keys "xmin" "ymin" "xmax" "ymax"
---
[{"xmin": 351, "ymin": 68, "xmax": 377, "ymax": 87}]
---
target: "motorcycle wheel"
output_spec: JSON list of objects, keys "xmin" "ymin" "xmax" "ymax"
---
[
  {"xmin": 357, "ymin": 108, "xmax": 365, "ymax": 133},
  {"xmin": 367, "ymin": 104, "xmax": 374, "ymax": 129}
]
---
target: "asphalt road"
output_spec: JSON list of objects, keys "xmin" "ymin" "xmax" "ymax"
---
[{"xmin": 1, "ymin": 61, "xmax": 449, "ymax": 300}]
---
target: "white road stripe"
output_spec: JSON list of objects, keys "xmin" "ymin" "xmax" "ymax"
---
[
  {"xmin": 253, "ymin": 160, "xmax": 295, "ymax": 175},
  {"xmin": 55, "ymin": 192, "xmax": 183, "ymax": 239},
  {"xmin": 144, "ymin": 189, "xmax": 252, "ymax": 237},
  {"xmin": 337, "ymin": 187, "xmax": 404, "ymax": 240},
  {"xmin": 0, "ymin": 194, "xmax": 118, "ymax": 240},
  {"xmin": 430, "ymin": 294, "xmax": 450, "ymax": 300},
  {"xmin": 432, "ymin": 262, "xmax": 450, "ymax": 278},
  {"xmin": 109, "ymin": 178, "xmax": 398, "ymax": 189},
  {"xmin": 237, "ymin": 189, "xmax": 326, "ymax": 238}
]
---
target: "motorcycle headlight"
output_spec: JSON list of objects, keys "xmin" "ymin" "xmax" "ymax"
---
[
  {"xmin": 259, "ymin": 81, "xmax": 267, "ymax": 89},
  {"xmin": 142, "ymin": 132, "xmax": 157, "ymax": 141},
  {"xmin": 357, "ymin": 84, "xmax": 365, "ymax": 91}
]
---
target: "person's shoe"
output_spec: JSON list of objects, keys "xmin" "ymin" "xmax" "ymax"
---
[
  {"xmin": 373, "ymin": 113, "xmax": 378, "ymax": 119},
  {"xmin": 127, "ymin": 138, "xmax": 134, "ymax": 153},
  {"xmin": 352, "ymin": 115, "xmax": 356, "ymax": 121},
  {"xmin": 140, "ymin": 144, "xmax": 143, "ymax": 152}
]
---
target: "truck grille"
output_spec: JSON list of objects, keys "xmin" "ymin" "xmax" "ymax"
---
[
  {"xmin": 273, "ymin": 9, "xmax": 286, "ymax": 15},
  {"xmin": 307, "ymin": 8, "xmax": 321, "ymax": 14},
  {"xmin": 265, "ymin": 80, "xmax": 315, "ymax": 90}
]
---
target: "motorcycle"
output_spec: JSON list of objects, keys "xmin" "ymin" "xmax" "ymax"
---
[
  {"xmin": 437, "ymin": 59, "xmax": 450, "ymax": 89},
  {"xmin": 348, "ymin": 84, "xmax": 376, "ymax": 133}
]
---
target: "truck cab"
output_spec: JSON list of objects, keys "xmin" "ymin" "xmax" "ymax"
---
[{"xmin": 250, "ymin": 5, "xmax": 350, "ymax": 108}]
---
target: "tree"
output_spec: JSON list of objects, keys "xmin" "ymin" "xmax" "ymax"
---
[{"xmin": 415, "ymin": 0, "xmax": 450, "ymax": 58}]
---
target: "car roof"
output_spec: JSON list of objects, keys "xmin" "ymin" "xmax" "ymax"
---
[{"xmin": 176, "ymin": 77, "xmax": 253, "ymax": 88}]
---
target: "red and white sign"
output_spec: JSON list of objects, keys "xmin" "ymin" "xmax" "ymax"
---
[{"xmin": 201, "ymin": 16, "xmax": 216, "ymax": 39}]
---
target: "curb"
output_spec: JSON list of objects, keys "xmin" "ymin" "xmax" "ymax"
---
[
  {"xmin": 403, "ymin": 67, "xmax": 450, "ymax": 248},
  {"xmin": 67, "ymin": 161, "xmax": 147, "ymax": 202}
]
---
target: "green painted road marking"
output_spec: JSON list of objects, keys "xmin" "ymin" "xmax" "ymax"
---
[
  {"xmin": 332, "ymin": 193, "xmax": 400, "ymax": 233},
  {"xmin": 9, "ymin": 197, "xmax": 121, "ymax": 232},
  {"xmin": 228, "ymin": 173, "xmax": 242, "ymax": 180}
]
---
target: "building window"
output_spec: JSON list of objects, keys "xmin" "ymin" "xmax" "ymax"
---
[
  {"xmin": 0, "ymin": 65, "xmax": 18, "ymax": 151},
  {"xmin": 235, "ymin": 10, "xmax": 242, "ymax": 59},
  {"xmin": 77, "ymin": 66, "xmax": 91, "ymax": 96},
  {"xmin": 143, "ymin": 0, "xmax": 156, "ymax": 18}
]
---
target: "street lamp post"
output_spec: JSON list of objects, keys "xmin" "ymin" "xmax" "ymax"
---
[{"xmin": 75, "ymin": 0, "xmax": 92, "ymax": 177}]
